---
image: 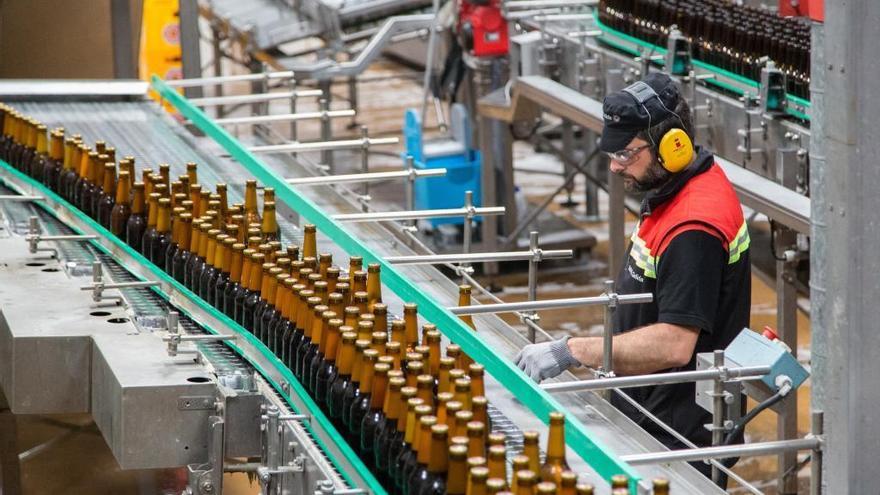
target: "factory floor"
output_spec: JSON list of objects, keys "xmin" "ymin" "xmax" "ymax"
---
[{"xmin": 1, "ymin": 58, "xmax": 811, "ymax": 494}]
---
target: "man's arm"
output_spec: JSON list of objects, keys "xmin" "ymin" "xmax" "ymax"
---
[{"xmin": 566, "ymin": 322, "xmax": 699, "ymax": 376}]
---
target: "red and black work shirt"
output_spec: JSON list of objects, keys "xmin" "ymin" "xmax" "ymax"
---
[{"xmin": 610, "ymin": 147, "xmax": 751, "ymax": 453}]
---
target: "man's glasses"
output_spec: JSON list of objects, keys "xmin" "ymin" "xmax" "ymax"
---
[{"xmin": 605, "ymin": 144, "xmax": 650, "ymax": 165}]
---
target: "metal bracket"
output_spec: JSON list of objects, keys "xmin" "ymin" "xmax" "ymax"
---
[
  {"xmin": 26, "ymin": 216, "xmax": 97, "ymax": 259},
  {"xmin": 80, "ymin": 261, "xmax": 160, "ymax": 305}
]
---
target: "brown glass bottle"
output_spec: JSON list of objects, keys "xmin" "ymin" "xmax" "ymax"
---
[
  {"xmin": 401, "ymin": 303, "xmax": 418, "ymax": 350},
  {"xmin": 261, "ymin": 201, "xmax": 280, "ymax": 242},
  {"xmin": 301, "ymin": 305, "xmax": 329, "ymax": 389},
  {"xmin": 293, "ymin": 296, "xmax": 320, "ymax": 378},
  {"xmin": 109, "ymin": 170, "xmax": 132, "ymax": 237},
  {"xmin": 41, "ymin": 130, "xmax": 64, "ymax": 190},
  {"xmin": 301, "ymin": 224, "xmax": 317, "ymax": 260},
  {"xmin": 141, "ymin": 192, "xmax": 160, "ymax": 258},
  {"xmin": 223, "ymin": 244, "xmax": 247, "ymax": 318},
  {"xmin": 150, "ymin": 198, "xmax": 173, "ymax": 267},
  {"xmin": 211, "ymin": 238, "xmax": 234, "ymax": 307},
  {"xmin": 558, "ymin": 471, "xmax": 577, "ymax": 495},
  {"xmin": 341, "ymin": 340, "xmax": 370, "ymax": 440},
  {"xmin": 72, "ymin": 147, "xmax": 93, "ymax": 212},
  {"xmin": 445, "ymin": 444, "xmax": 468, "ymax": 495},
  {"xmin": 279, "ymin": 283, "xmax": 304, "ymax": 363},
  {"xmin": 327, "ymin": 330, "xmax": 358, "ymax": 428},
  {"xmin": 313, "ymin": 318, "xmax": 343, "ymax": 409},
  {"xmin": 358, "ymin": 359, "xmax": 390, "ymax": 458},
  {"xmin": 28, "ymin": 124, "xmax": 48, "ymax": 182},
  {"xmin": 171, "ymin": 213, "xmax": 194, "ymax": 283},
  {"xmin": 575, "ymin": 483, "xmax": 594, "ymax": 495},
  {"xmin": 294, "ymin": 295, "xmax": 328, "ymax": 380},
  {"xmin": 522, "ymin": 431, "xmax": 541, "ymax": 475},
  {"xmin": 190, "ymin": 222, "xmax": 212, "ymax": 295},
  {"xmin": 164, "ymin": 206, "xmax": 185, "ymax": 273},
  {"xmin": 198, "ymin": 229, "xmax": 222, "ymax": 300},
  {"xmin": 307, "ymin": 309, "xmax": 335, "ymax": 392},
  {"xmin": 372, "ymin": 376, "xmax": 405, "ymax": 480},
  {"xmin": 514, "ymin": 470, "xmax": 537, "ymax": 495},
  {"xmin": 366, "ymin": 263, "xmax": 382, "ymax": 312},
  {"xmin": 89, "ymin": 154, "xmax": 109, "ymax": 218},
  {"xmin": 540, "ymin": 412, "xmax": 570, "ymax": 485},
  {"xmin": 59, "ymin": 138, "xmax": 79, "ymax": 201},
  {"xmin": 457, "ymin": 285, "xmax": 477, "ymax": 370},
  {"xmin": 410, "ymin": 423, "xmax": 449, "ymax": 495},
  {"xmin": 348, "ymin": 347, "xmax": 379, "ymax": 441},
  {"xmin": 243, "ymin": 179, "xmax": 261, "ymax": 225},
  {"xmin": 252, "ymin": 262, "xmax": 278, "ymax": 338},
  {"xmin": 266, "ymin": 272, "xmax": 290, "ymax": 350},
  {"xmin": 286, "ymin": 288, "xmax": 313, "ymax": 370},
  {"xmin": 125, "ymin": 182, "xmax": 147, "ymax": 248},
  {"xmin": 242, "ymin": 252, "xmax": 265, "ymax": 331},
  {"xmin": 49, "ymin": 137, "xmax": 76, "ymax": 196},
  {"xmin": 652, "ymin": 478, "xmax": 669, "ymax": 495},
  {"xmin": 97, "ymin": 163, "xmax": 117, "ymax": 228},
  {"xmin": 400, "ymin": 413, "xmax": 437, "ymax": 494},
  {"xmin": 183, "ymin": 218, "xmax": 203, "ymax": 289}
]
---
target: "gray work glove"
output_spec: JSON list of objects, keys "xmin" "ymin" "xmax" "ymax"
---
[{"xmin": 514, "ymin": 335, "xmax": 581, "ymax": 383}]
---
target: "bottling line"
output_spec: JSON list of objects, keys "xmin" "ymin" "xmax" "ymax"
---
[{"xmin": 7, "ymin": 0, "xmax": 877, "ymax": 493}]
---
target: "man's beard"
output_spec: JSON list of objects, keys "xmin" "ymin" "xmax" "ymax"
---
[{"xmin": 619, "ymin": 160, "xmax": 672, "ymax": 193}]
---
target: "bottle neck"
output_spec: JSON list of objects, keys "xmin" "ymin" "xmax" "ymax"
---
[
  {"xmin": 116, "ymin": 175, "xmax": 131, "ymax": 205},
  {"xmin": 427, "ymin": 432, "xmax": 448, "ymax": 473},
  {"xmin": 370, "ymin": 370, "xmax": 387, "ymax": 409},
  {"xmin": 261, "ymin": 206, "xmax": 278, "ymax": 236},
  {"xmin": 146, "ymin": 199, "xmax": 159, "ymax": 228},
  {"xmin": 545, "ymin": 420, "xmax": 567, "ymax": 462},
  {"xmin": 302, "ymin": 230, "xmax": 316, "ymax": 259},
  {"xmin": 156, "ymin": 206, "xmax": 171, "ymax": 234},
  {"xmin": 337, "ymin": 340, "xmax": 355, "ymax": 374},
  {"xmin": 248, "ymin": 262, "xmax": 263, "ymax": 293},
  {"xmin": 324, "ymin": 326, "xmax": 340, "ymax": 363},
  {"xmin": 131, "ymin": 187, "xmax": 145, "ymax": 214},
  {"xmin": 229, "ymin": 250, "xmax": 243, "ymax": 282},
  {"xmin": 416, "ymin": 424, "xmax": 433, "ymax": 464},
  {"xmin": 102, "ymin": 166, "xmax": 116, "ymax": 195},
  {"xmin": 383, "ymin": 385, "xmax": 400, "ymax": 419},
  {"xmin": 179, "ymin": 221, "xmax": 192, "ymax": 251}
]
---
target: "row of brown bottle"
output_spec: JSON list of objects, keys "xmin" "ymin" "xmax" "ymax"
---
[
  {"xmin": 0, "ymin": 107, "xmax": 680, "ymax": 493},
  {"xmin": 597, "ymin": 0, "xmax": 811, "ymax": 99}
]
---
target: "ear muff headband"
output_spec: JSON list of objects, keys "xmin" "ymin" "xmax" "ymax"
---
[{"xmin": 621, "ymin": 81, "xmax": 694, "ymax": 173}]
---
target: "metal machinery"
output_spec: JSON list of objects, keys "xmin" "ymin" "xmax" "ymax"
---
[
  {"xmin": 0, "ymin": 78, "xmax": 697, "ymax": 495},
  {"xmin": 455, "ymin": 1, "xmax": 818, "ymax": 493},
  {"xmin": 0, "ymin": 63, "xmax": 825, "ymax": 495},
  {"xmin": 188, "ymin": 0, "xmax": 439, "ymax": 118}
]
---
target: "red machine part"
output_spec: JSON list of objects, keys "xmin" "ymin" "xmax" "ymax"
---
[
  {"xmin": 779, "ymin": 0, "xmax": 824, "ymax": 21},
  {"xmin": 458, "ymin": 0, "xmax": 509, "ymax": 57}
]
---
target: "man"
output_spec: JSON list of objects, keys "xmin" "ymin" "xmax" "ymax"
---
[{"xmin": 514, "ymin": 73, "xmax": 751, "ymax": 478}]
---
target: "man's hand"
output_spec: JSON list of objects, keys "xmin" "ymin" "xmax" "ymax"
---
[{"xmin": 514, "ymin": 336, "xmax": 581, "ymax": 383}]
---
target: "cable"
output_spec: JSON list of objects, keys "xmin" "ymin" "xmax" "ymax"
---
[{"xmin": 716, "ymin": 378, "xmax": 794, "ymax": 488}]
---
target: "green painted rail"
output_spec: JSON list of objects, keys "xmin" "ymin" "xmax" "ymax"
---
[{"xmin": 152, "ymin": 75, "xmax": 642, "ymax": 493}]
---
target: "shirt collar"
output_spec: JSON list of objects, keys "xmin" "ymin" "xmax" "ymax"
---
[{"xmin": 640, "ymin": 146, "xmax": 715, "ymax": 217}]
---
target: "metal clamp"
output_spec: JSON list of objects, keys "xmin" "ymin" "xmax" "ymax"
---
[
  {"xmin": 163, "ymin": 311, "xmax": 235, "ymax": 357},
  {"xmin": 27, "ymin": 216, "xmax": 97, "ymax": 259},
  {"xmin": 79, "ymin": 261, "xmax": 159, "ymax": 305}
]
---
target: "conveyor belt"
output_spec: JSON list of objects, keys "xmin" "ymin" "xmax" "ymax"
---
[{"xmin": 1, "ymin": 82, "xmax": 725, "ymax": 492}]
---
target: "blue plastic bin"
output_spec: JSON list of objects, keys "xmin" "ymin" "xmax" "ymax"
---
[{"xmin": 403, "ymin": 107, "xmax": 482, "ymax": 227}]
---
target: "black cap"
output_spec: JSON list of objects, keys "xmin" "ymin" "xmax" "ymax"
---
[{"xmin": 600, "ymin": 72, "xmax": 681, "ymax": 153}]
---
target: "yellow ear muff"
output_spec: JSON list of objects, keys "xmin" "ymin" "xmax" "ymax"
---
[{"xmin": 658, "ymin": 128, "xmax": 694, "ymax": 173}]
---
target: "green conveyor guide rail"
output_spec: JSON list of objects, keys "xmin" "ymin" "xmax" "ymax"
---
[
  {"xmin": 592, "ymin": 11, "xmax": 811, "ymax": 122},
  {"xmin": 151, "ymin": 75, "xmax": 643, "ymax": 492}
]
